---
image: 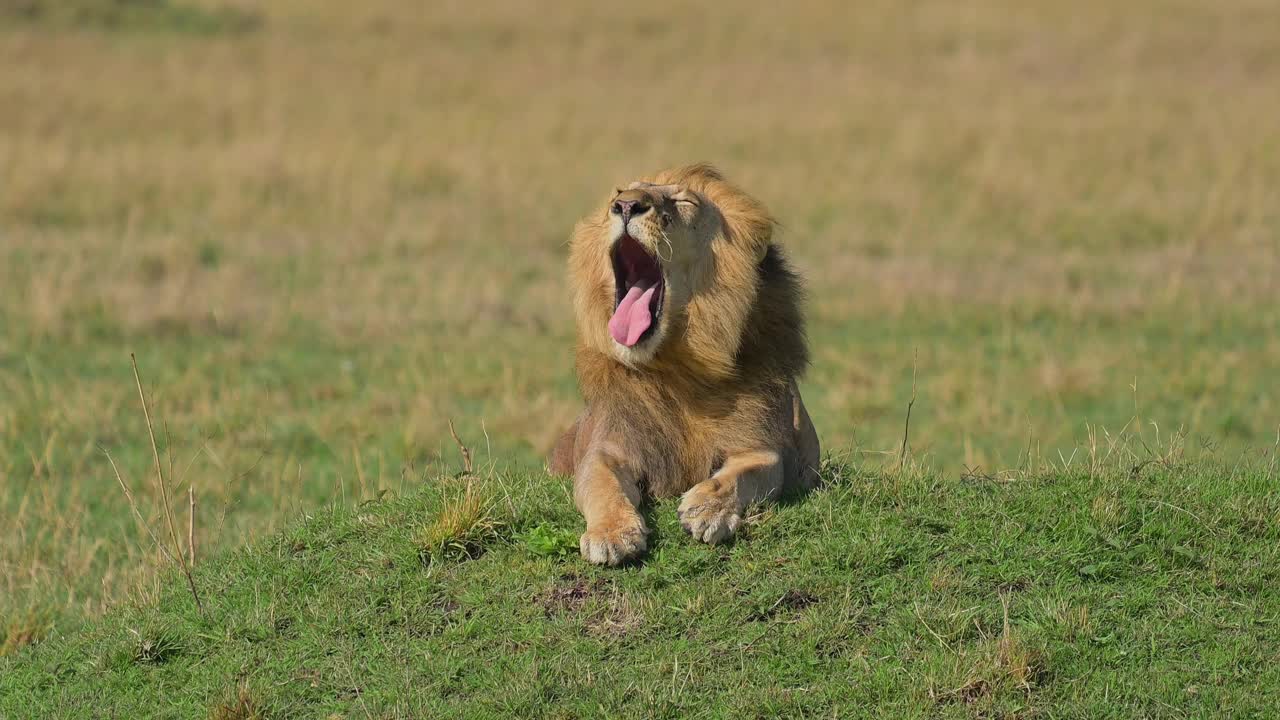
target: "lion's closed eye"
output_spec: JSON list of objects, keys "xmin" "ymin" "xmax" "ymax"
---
[
  {"xmin": 672, "ymin": 190, "xmax": 699, "ymax": 208},
  {"xmin": 625, "ymin": 181, "xmax": 698, "ymax": 207}
]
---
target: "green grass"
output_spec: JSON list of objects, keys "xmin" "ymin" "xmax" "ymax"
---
[
  {"xmin": 3, "ymin": 456, "xmax": 1278, "ymax": 717},
  {"xmin": 1, "ymin": 0, "xmax": 261, "ymax": 35},
  {"xmin": 6, "ymin": 302, "xmax": 1275, "ymax": 655}
]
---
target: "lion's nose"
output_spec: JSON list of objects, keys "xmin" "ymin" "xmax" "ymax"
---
[{"xmin": 611, "ymin": 197, "xmax": 651, "ymax": 221}]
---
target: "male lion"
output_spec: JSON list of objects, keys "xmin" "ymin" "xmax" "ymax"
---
[{"xmin": 548, "ymin": 164, "xmax": 820, "ymax": 566}]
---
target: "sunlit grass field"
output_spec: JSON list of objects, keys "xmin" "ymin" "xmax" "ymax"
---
[{"xmin": 2, "ymin": 0, "xmax": 1279, "ymax": 712}]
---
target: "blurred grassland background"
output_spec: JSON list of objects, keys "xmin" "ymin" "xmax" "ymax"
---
[{"xmin": 2, "ymin": 0, "xmax": 1278, "ymax": 641}]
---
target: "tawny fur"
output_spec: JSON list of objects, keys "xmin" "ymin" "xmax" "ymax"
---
[{"xmin": 548, "ymin": 164, "xmax": 820, "ymax": 565}]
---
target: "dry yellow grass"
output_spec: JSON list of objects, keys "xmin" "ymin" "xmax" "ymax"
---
[
  {"xmin": 0, "ymin": 610, "xmax": 51, "ymax": 657},
  {"xmin": 207, "ymin": 679, "xmax": 267, "ymax": 720},
  {"xmin": 2, "ymin": 0, "xmax": 1278, "ymax": 634},
  {"xmin": 416, "ymin": 479, "xmax": 503, "ymax": 562}
]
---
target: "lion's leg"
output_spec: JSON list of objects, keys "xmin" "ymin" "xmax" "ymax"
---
[
  {"xmin": 575, "ymin": 442, "xmax": 648, "ymax": 565},
  {"xmin": 677, "ymin": 450, "xmax": 782, "ymax": 544},
  {"xmin": 792, "ymin": 384, "xmax": 821, "ymax": 490},
  {"xmin": 546, "ymin": 418, "xmax": 580, "ymax": 476}
]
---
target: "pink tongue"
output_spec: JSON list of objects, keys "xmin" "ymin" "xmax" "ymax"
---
[{"xmin": 608, "ymin": 283, "xmax": 656, "ymax": 346}]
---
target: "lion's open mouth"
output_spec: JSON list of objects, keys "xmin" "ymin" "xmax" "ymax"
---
[{"xmin": 609, "ymin": 234, "xmax": 665, "ymax": 347}]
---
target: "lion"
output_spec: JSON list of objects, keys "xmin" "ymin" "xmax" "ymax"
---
[{"xmin": 548, "ymin": 163, "xmax": 820, "ymax": 565}]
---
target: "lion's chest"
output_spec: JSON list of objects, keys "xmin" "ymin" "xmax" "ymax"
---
[
  {"xmin": 646, "ymin": 427, "xmax": 718, "ymax": 499},
  {"xmin": 635, "ymin": 400, "xmax": 771, "ymax": 498}
]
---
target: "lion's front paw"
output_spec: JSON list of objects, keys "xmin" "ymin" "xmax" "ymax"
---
[
  {"xmin": 677, "ymin": 483, "xmax": 742, "ymax": 544},
  {"xmin": 579, "ymin": 517, "xmax": 648, "ymax": 566}
]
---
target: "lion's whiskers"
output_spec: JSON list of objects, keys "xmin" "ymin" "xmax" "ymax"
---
[{"xmin": 656, "ymin": 228, "xmax": 675, "ymax": 263}]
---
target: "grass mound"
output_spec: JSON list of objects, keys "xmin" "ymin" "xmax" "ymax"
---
[{"xmin": 3, "ymin": 458, "xmax": 1278, "ymax": 717}]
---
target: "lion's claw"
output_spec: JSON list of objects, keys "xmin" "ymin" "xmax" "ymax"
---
[
  {"xmin": 677, "ymin": 488, "xmax": 742, "ymax": 544},
  {"xmin": 579, "ymin": 521, "xmax": 647, "ymax": 566}
]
